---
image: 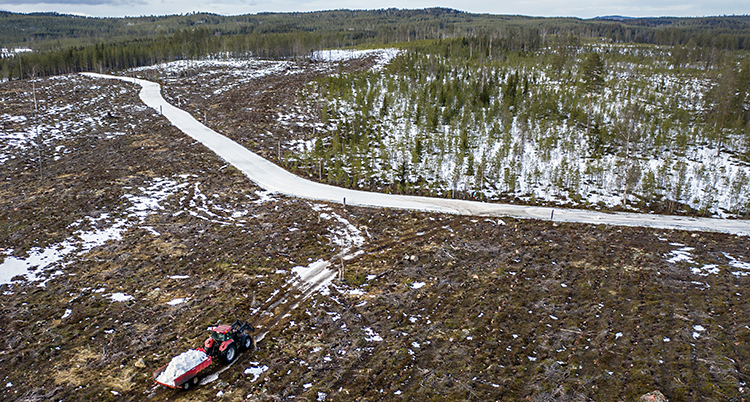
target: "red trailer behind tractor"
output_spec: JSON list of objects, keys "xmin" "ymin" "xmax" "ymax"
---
[
  {"xmin": 152, "ymin": 348, "xmax": 212, "ymax": 390},
  {"xmin": 153, "ymin": 320, "xmax": 254, "ymax": 390}
]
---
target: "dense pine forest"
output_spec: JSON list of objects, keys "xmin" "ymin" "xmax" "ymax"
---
[{"xmin": 2, "ymin": 9, "xmax": 750, "ymax": 80}]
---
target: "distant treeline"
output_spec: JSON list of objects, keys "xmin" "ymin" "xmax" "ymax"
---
[{"xmin": 2, "ymin": 8, "xmax": 750, "ymax": 80}]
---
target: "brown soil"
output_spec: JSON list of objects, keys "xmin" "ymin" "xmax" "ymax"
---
[{"xmin": 0, "ymin": 63, "xmax": 749, "ymax": 402}]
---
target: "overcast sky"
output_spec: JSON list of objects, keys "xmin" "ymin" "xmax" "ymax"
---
[{"xmin": 0, "ymin": 0, "xmax": 746, "ymax": 19}]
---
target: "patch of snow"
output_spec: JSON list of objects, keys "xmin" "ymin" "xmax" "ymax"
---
[
  {"xmin": 0, "ymin": 177, "xmax": 190, "ymax": 287},
  {"xmin": 304, "ymin": 383, "xmax": 313, "ymax": 389},
  {"xmin": 615, "ymin": 332, "xmax": 623, "ymax": 339},
  {"xmin": 168, "ymin": 275, "xmax": 190, "ymax": 279},
  {"xmin": 318, "ymin": 392, "xmax": 328, "ymax": 401},
  {"xmin": 726, "ymin": 253, "xmax": 750, "ymax": 277},
  {"xmin": 291, "ymin": 259, "xmax": 336, "ymax": 295},
  {"xmin": 691, "ymin": 264, "xmax": 719, "ymax": 276},
  {"xmin": 309, "ymin": 48, "xmax": 402, "ymax": 71},
  {"xmin": 61, "ymin": 309, "xmax": 72, "ymax": 319},
  {"xmin": 253, "ymin": 190, "xmax": 276, "ymax": 204},
  {"xmin": 109, "ymin": 292, "xmax": 133, "ymax": 302},
  {"xmin": 142, "ymin": 226, "xmax": 161, "ymax": 236},
  {"xmin": 667, "ymin": 247, "xmax": 695, "ymax": 264},
  {"xmin": 411, "ymin": 281, "xmax": 426, "ymax": 289},
  {"xmin": 244, "ymin": 364, "xmax": 269, "ymax": 382},
  {"xmin": 363, "ymin": 327, "xmax": 383, "ymax": 342},
  {"xmin": 167, "ymin": 298, "xmax": 187, "ymax": 306},
  {"xmin": 663, "ymin": 337, "xmax": 670, "ymax": 342}
]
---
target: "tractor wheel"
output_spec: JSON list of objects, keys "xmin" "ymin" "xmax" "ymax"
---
[
  {"xmin": 241, "ymin": 334, "xmax": 253, "ymax": 351},
  {"xmin": 182, "ymin": 380, "xmax": 191, "ymax": 391},
  {"xmin": 222, "ymin": 344, "xmax": 237, "ymax": 364}
]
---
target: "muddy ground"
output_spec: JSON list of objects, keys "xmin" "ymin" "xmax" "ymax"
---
[{"xmin": 1, "ymin": 61, "xmax": 749, "ymax": 402}]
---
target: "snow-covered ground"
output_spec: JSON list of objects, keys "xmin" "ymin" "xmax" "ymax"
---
[
  {"xmin": 0, "ymin": 174, "xmax": 264, "ymax": 288},
  {"xmin": 82, "ymin": 71, "xmax": 750, "ymax": 237},
  {"xmin": 0, "ymin": 75, "xmax": 141, "ymax": 165},
  {"xmin": 300, "ymin": 45, "xmax": 750, "ymax": 218},
  {"xmin": 309, "ymin": 48, "xmax": 402, "ymax": 71}
]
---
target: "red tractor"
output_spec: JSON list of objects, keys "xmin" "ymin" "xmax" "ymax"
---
[{"xmin": 204, "ymin": 320, "xmax": 254, "ymax": 364}]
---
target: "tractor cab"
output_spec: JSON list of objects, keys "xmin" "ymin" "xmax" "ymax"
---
[{"xmin": 209, "ymin": 325, "xmax": 232, "ymax": 341}]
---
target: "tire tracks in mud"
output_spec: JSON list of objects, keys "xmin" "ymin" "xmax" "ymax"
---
[{"xmin": 79, "ymin": 71, "xmax": 750, "ymax": 393}]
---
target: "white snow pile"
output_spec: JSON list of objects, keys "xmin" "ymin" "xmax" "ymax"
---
[{"xmin": 155, "ymin": 349, "xmax": 209, "ymax": 387}]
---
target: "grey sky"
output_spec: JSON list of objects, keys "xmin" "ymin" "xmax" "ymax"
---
[{"xmin": 0, "ymin": 0, "xmax": 746, "ymax": 19}]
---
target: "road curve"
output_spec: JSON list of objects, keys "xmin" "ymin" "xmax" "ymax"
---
[{"xmin": 82, "ymin": 72, "xmax": 750, "ymax": 236}]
